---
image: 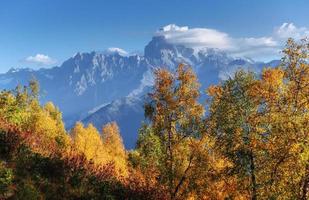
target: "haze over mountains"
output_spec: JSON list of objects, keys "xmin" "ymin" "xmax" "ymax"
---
[{"xmin": 0, "ymin": 25, "xmax": 280, "ymax": 148}]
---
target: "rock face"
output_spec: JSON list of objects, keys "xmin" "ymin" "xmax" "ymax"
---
[{"xmin": 0, "ymin": 35, "xmax": 279, "ymax": 148}]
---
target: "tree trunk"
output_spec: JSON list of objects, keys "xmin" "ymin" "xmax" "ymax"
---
[
  {"xmin": 249, "ymin": 150, "xmax": 257, "ymax": 200},
  {"xmin": 168, "ymin": 123, "xmax": 175, "ymax": 199},
  {"xmin": 300, "ymin": 164, "xmax": 309, "ymax": 200}
]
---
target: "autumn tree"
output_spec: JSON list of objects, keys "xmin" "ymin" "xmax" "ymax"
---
[
  {"xmin": 26, "ymin": 101, "xmax": 70, "ymax": 153},
  {"xmin": 249, "ymin": 38, "xmax": 309, "ymax": 199},
  {"xmin": 144, "ymin": 64, "xmax": 206, "ymax": 199},
  {"xmin": 282, "ymin": 38, "xmax": 308, "ymax": 200},
  {"xmin": 102, "ymin": 122, "xmax": 127, "ymax": 176},
  {"xmin": 71, "ymin": 122, "xmax": 106, "ymax": 163},
  {"xmin": 0, "ymin": 79, "xmax": 39, "ymax": 126},
  {"xmin": 0, "ymin": 80, "xmax": 69, "ymax": 155},
  {"xmin": 207, "ymin": 38, "xmax": 309, "ymax": 199}
]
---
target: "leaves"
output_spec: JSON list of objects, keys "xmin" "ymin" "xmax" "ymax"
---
[{"xmin": 207, "ymin": 38, "xmax": 309, "ymax": 199}]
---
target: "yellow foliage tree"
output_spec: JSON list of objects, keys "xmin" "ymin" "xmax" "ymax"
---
[
  {"xmin": 249, "ymin": 38, "xmax": 309, "ymax": 199},
  {"xmin": 0, "ymin": 80, "xmax": 70, "ymax": 154},
  {"xmin": 71, "ymin": 122, "xmax": 106, "ymax": 163},
  {"xmin": 71, "ymin": 121, "xmax": 127, "ymax": 176},
  {"xmin": 144, "ymin": 64, "xmax": 224, "ymax": 199},
  {"xmin": 207, "ymin": 38, "xmax": 308, "ymax": 199},
  {"xmin": 102, "ymin": 122, "xmax": 127, "ymax": 176}
]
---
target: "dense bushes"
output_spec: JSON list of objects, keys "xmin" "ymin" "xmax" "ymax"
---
[
  {"xmin": 0, "ymin": 81, "xmax": 164, "ymax": 199},
  {"xmin": 0, "ymin": 128, "xmax": 164, "ymax": 199}
]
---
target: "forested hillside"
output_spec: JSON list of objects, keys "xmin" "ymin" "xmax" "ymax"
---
[{"xmin": 0, "ymin": 39, "xmax": 308, "ymax": 199}]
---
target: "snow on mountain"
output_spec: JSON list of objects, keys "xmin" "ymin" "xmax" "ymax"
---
[
  {"xmin": 104, "ymin": 47, "xmax": 129, "ymax": 56},
  {"xmin": 158, "ymin": 24, "xmax": 189, "ymax": 32}
]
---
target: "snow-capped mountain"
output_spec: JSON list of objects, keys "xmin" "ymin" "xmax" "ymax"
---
[
  {"xmin": 0, "ymin": 51, "xmax": 149, "ymax": 127},
  {"xmin": 0, "ymin": 34, "xmax": 280, "ymax": 148}
]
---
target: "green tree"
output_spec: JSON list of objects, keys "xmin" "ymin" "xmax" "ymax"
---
[
  {"xmin": 0, "ymin": 162, "xmax": 13, "ymax": 198},
  {"xmin": 207, "ymin": 70, "xmax": 262, "ymax": 199}
]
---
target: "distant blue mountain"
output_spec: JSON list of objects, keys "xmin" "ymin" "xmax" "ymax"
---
[
  {"xmin": 0, "ymin": 35, "xmax": 280, "ymax": 148},
  {"xmin": 82, "ymin": 96, "xmax": 145, "ymax": 149}
]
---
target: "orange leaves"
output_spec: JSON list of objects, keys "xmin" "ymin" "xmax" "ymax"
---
[
  {"xmin": 207, "ymin": 85, "xmax": 223, "ymax": 97},
  {"xmin": 262, "ymin": 68, "xmax": 284, "ymax": 88},
  {"xmin": 148, "ymin": 64, "xmax": 204, "ymax": 134},
  {"xmin": 248, "ymin": 68, "xmax": 285, "ymax": 105},
  {"xmin": 154, "ymin": 68, "xmax": 174, "ymax": 98}
]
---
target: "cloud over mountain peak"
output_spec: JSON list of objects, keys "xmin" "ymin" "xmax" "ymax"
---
[
  {"xmin": 156, "ymin": 24, "xmax": 231, "ymax": 50},
  {"xmin": 155, "ymin": 23, "xmax": 308, "ymax": 61}
]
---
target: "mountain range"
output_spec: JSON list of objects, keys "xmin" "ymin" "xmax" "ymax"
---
[{"xmin": 0, "ymin": 34, "xmax": 280, "ymax": 148}]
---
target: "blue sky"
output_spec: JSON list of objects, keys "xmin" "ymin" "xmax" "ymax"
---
[{"xmin": 0, "ymin": 0, "xmax": 308, "ymax": 72}]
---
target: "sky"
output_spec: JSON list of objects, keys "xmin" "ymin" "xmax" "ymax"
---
[{"xmin": 0, "ymin": 0, "xmax": 309, "ymax": 73}]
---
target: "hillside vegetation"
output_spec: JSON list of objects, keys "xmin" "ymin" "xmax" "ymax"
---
[{"xmin": 0, "ymin": 39, "xmax": 308, "ymax": 199}]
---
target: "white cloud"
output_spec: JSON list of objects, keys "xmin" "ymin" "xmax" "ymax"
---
[
  {"xmin": 230, "ymin": 37, "xmax": 279, "ymax": 60},
  {"xmin": 24, "ymin": 54, "xmax": 56, "ymax": 66},
  {"xmin": 275, "ymin": 23, "xmax": 309, "ymax": 40},
  {"xmin": 156, "ymin": 24, "xmax": 232, "ymax": 49},
  {"xmin": 156, "ymin": 23, "xmax": 309, "ymax": 60}
]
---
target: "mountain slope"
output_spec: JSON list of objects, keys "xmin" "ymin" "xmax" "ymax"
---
[{"xmin": 82, "ymin": 96, "xmax": 144, "ymax": 149}]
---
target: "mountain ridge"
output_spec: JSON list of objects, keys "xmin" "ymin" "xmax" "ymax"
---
[{"xmin": 0, "ymin": 35, "xmax": 280, "ymax": 148}]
